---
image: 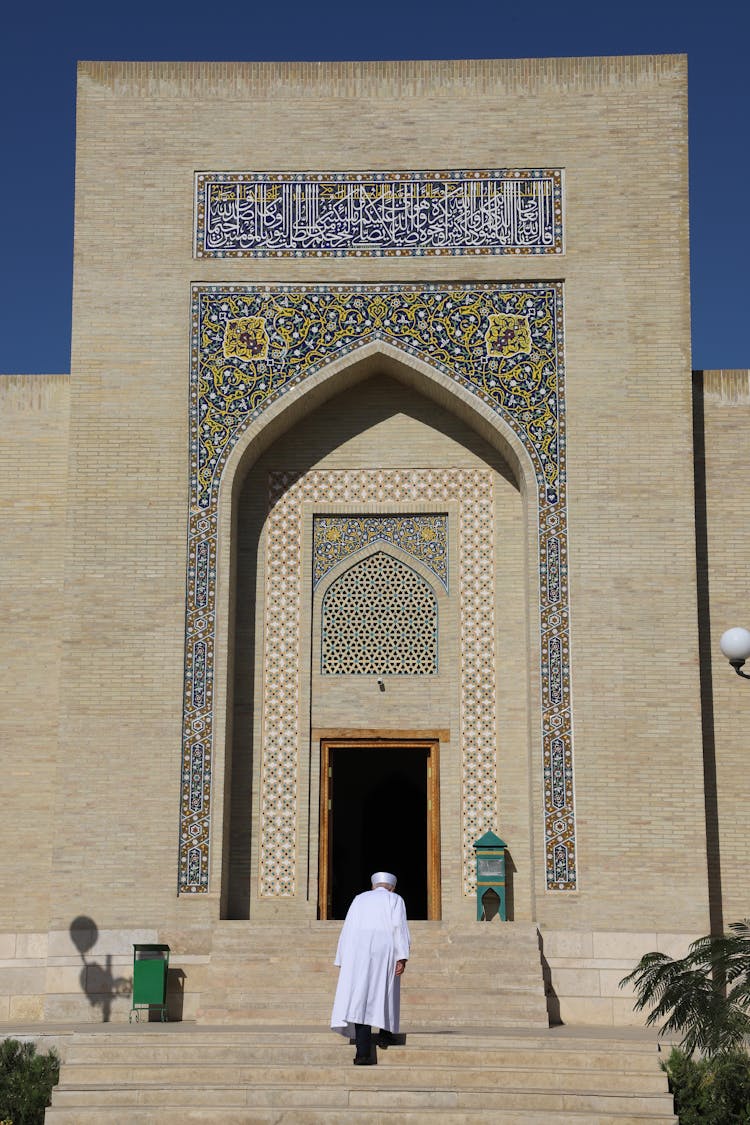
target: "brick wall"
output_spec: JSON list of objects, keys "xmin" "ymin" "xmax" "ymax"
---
[{"xmin": 695, "ymin": 369, "xmax": 750, "ymax": 928}]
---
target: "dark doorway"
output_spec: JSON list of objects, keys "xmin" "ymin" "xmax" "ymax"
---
[{"xmin": 320, "ymin": 739, "xmax": 440, "ymax": 921}]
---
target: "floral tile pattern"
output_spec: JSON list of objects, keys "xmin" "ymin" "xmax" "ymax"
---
[{"xmin": 313, "ymin": 514, "xmax": 448, "ymax": 591}]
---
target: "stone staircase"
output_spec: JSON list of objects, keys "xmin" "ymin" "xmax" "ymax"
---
[
  {"xmin": 45, "ymin": 1025, "xmax": 677, "ymax": 1122},
  {"xmin": 197, "ymin": 920, "xmax": 551, "ymax": 1027},
  {"xmin": 45, "ymin": 921, "xmax": 677, "ymax": 1122}
]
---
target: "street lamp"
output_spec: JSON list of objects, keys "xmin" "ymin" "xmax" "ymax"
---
[{"xmin": 719, "ymin": 627, "xmax": 750, "ymax": 679}]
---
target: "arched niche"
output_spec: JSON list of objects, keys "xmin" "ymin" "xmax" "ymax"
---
[{"xmin": 181, "ymin": 284, "xmax": 574, "ymax": 908}]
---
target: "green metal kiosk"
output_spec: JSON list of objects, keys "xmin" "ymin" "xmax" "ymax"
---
[
  {"xmin": 129, "ymin": 943, "xmax": 170, "ymax": 1022},
  {"xmin": 474, "ymin": 831, "xmax": 507, "ymax": 921}
]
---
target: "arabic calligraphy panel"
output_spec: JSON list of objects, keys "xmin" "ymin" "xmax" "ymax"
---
[{"xmin": 195, "ymin": 170, "xmax": 563, "ymax": 258}]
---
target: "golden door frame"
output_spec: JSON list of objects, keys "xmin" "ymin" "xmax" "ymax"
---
[{"xmin": 318, "ymin": 736, "xmax": 442, "ymax": 920}]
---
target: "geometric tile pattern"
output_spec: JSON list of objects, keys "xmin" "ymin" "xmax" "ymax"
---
[
  {"xmin": 261, "ymin": 470, "xmax": 497, "ymax": 897},
  {"xmin": 194, "ymin": 169, "xmax": 563, "ymax": 258},
  {"xmin": 313, "ymin": 514, "xmax": 448, "ymax": 590},
  {"xmin": 182, "ymin": 282, "xmax": 574, "ymax": 894},
  {"xmin": 321, "ymin": 551, "xmax": 438, "ymax": 675}
]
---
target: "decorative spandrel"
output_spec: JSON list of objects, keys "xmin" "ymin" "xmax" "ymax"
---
[
  {"xmin": 313, "ymin": 514, "xmax": 448, "ymax": 591},
  {"xmin": 192, "ymin": 284, "xmax": 561, "ymax": 513},
  {"xmin": 195, "ymin": 169, "xmax": 563, "ymax": 258}
]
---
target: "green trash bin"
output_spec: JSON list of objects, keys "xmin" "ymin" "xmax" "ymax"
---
[{"xmin": 129, "ymin": 944, "xmax": 170, "ymax": 1022}]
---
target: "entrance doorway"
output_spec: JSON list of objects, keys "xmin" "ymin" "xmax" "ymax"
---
[{"xmin": 319, "ymin": 738, "xmax": 441, "ymax": 920}]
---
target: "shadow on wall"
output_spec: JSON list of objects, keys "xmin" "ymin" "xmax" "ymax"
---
[
  {"xmin": 505, "ymin": 852, "xmax": 515, "ymax": 921},
  {"xmin": 537, "ymin": 931, "xmax": 562, "ymax": 1026},
  {"xmin": 691, "ymin": 372, "xmax": 724, "ymax": 936},
  {"xmin": 165, "ymin": 968, "xmax": 186, "ymax": 1022},
  {"xmin": 70, "ymin": 916, "xmax": 131, "ymax": 1023}
]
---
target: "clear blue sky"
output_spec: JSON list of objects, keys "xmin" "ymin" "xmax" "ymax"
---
[{"xmin": 2, "ymin": 0, "xmax": 747, "ymax": 373}]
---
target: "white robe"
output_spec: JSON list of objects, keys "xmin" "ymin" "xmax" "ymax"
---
[{"xmin": 330, "ymin": 886, "xmax": 411, "ymax": 1037}]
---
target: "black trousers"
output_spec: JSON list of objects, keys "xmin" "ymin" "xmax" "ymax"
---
[{"xmin": 354, "ymin": 1023, "xmax": 372, "ymax": 1057}]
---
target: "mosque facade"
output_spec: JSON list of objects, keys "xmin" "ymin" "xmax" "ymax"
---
[{"xmin": 1, "ymin": 54, "xmax": 748, "ymax": 1026}]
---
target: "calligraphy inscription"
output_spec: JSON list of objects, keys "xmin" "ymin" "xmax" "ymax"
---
[{"xmin": 195, "ymin": 170, "xmax": 563, "ymax": 258}]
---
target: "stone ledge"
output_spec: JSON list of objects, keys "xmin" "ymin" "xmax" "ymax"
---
[{"xmin": 78, "ymin": 55, "xmax": 687, "ymax": 100}]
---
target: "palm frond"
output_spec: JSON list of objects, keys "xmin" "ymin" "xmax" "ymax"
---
[{"xmin": 619, "ymin": 919, "xmax": 750, "ymax": 1056}]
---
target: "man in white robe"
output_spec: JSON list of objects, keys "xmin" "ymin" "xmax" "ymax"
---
[{"xmin": 331, "ymin": 871, "xmax": 411, "ymax": 1064}]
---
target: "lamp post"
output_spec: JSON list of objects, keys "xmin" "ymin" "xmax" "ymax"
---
[{"xmin": 719, "ymin": 627, "xmax": 750, "ymax": 679}]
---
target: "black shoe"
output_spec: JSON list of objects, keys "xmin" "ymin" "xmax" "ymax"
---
[
  {"xmin": 376, "ymin": 1030, "xmax": 397, "ymax": 1047},
  {"xmin": 353, "ymin": 1054, "xmax": 376, "ymax": 1065}
]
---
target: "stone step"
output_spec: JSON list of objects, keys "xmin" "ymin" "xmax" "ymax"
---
[
  {"xmin": 64, "ymin": 1027, "xmax": 659, "ymax": 1052},
  {"xmin": 209, "ymin": 921, "xmax": 539, "ymax": 934},
  {"xmin": 45, "ymin": 1106, "xmax": 678, "ymax": 1124},
  {"xmin": 204, "ymin": 983, "xmax": 546, "ymax": 1002},
  {"xmin": 49, "ymin": 1082, "xmax": 676, "ymax": 1115},
  {"xmin": 202, "ymin": 996, "xmax": 548, "ymax": 1013},
  {"xmin": 201, "ymin": 970, "xmax": 543, "ymax": 994},
  {"xmin": 205, "ymin": 967, "xmax": 544, "ymax": 987},
  {"xmin": 195, "ymin": 1004, "xmax": 550, "ymax": 1025},
  {"xmin": 206, "ymin": 950, "xmax": 542, "ymax": 969},
  {"xmin": 208, "ymin": 932, "xmax": 542, "ymax": 947},
  {"xmin": 209, "ymin": 953, "xmax": 543, "ymax": 968},
  {"xmin": 53, "ymin": 1062, "xmax": 669, "ymax": 1094},
  {"xmin": 45, "ymin": 1025, "xmax": 676, "ymax": 1123},
  {"xmin": 197, "ymin": 1011, "xmax": 552, "ymax": 1028},
  {"xmin": 198, "ymin": 998, "xmax": 550, "ymax": 1026},
  {"xmin": 208, "ymin": 925, "xmax": 541, "ymax": 950},
  {"xmin": 204, "ymin": 921, "xmax": 542, "ymax": 953},
  {"xmin": 61, "ymin": 1042, "xmax": 664, "ymax": 1070}
]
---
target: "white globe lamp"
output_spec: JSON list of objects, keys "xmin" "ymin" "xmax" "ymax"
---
[{"xmin": 719, "ymin": 627, "xmax": 750, "ymax": 677}]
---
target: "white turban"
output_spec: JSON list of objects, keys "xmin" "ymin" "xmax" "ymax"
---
[{"xmin": 371, "ymin": 871, "xmax": 397, "ymax": 887}]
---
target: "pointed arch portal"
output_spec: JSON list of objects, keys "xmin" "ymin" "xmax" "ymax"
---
[{"xmin": 181, "ymin": 282, "xmax": 574, "ymax": 895}]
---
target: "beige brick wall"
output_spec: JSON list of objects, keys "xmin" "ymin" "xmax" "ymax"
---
[
  {"xmin": 0, "ymin": 375, "xmax": 69, "ymax": 934},
  {"xmin": 1, "ymin": 59, "xmax": 718, "ymax": 1027},
  {"xmin": 696, "ymin": 369, "xmax": 750, "ymax": 927},
  {"xmin": 540, "ymin": 928, "xmax": 703, "ymax": 1026},
  {"xmin": 53, "ymin": 55, "xmax": 703, "ymax": 935}
]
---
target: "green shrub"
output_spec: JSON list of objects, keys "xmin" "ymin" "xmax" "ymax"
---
[
  {"xmin": 664, "ymin": 1047, "xmax": 750, "ymax": 1125},
  {"xmin": 0, "ymin": 1038, "xmax": 60, "ymax": 1125}
]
